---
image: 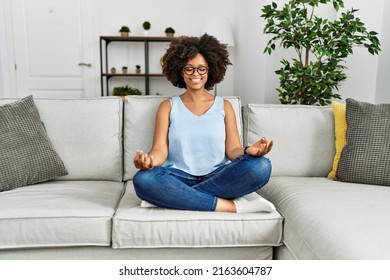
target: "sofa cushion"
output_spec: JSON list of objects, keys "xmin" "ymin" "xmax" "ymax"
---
[
  {"xmin": 112, "ymin": 182, "xmax": 283, "ymax": 248},
  {"xmin": 336, "ymin": 98, "xmax": 390, "ymax": 186},
  {"xmin": 0, "ymin": 96, "xmax": 68, "ymax": 191},
  {"xmin": 327, "ymin": 101, "xmax": 347, "ymax": 180},
  {"xmin": 123, "ymin": 96, "xmax": 242, "ymax": 180},
  {"xmin": 243, "ymin": 104, "xmax": 335, "ymax": 177},
  {"xmin": 0, "ymin": 97, "xmax": 123, "ymax": 181},
  {"xmin": 0, "ymin": 181, "xmax": 125, "ymax": 249},
  {"xmin": 260, "ymin": 177, "xmax": 390, "ymax": 259}
]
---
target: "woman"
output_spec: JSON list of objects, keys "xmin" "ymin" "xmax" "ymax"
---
[{"xmin": 133, "ymin": 34, "xmax": 274, "ymax": 213}]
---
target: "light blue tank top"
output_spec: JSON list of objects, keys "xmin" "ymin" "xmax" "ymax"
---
[{"xmin": 163, "ymin": 95, "xmax": 230, "ymax": 176}]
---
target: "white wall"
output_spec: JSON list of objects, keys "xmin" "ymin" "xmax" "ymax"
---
[
  {"xmin": 0, "ymin": 0, "xmax": 12, "ymax": 98},
  {"xmin": 1, "ymin": 0, "xmax": 388, "ymax": 104},
  {"xmin": 338, "ymin": 0, "xmax": 385, "ymax": 103},
  {"xmin": 375, "ymin": 0, "xmax": 390, "ymax": 103},
  {"xmin": 233, "ymin": 0, "xmax": 268, "ymax": 105},
  {"xmin": 96, "ymin": 0, "xmax": 236, "ymax": 97}
]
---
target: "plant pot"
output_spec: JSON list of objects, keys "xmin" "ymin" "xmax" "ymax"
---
[
  {"xmin": 120, "ymin": 32, "xmax": 129, "ymax": 37},
  {"xmin": 122, "ymin": 68, "xmax": 128, "ymax": 74},
  {"xmin": 143, "ymin": 30, "xmax": 149, "ymax": 36},
  {"xmin": 165, "ymin": 33, "xmax": 174, "ymax": 38},
  {"xmin": 136, "ymin": 69, "xmax": 141, "ymax": 74},
  {"xmin": 110, "ymin": 67, "xmax": 116, "ymax": 74}
]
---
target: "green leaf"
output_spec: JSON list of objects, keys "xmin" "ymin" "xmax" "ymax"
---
[{"xmin": 261, "ymin": 0, "xmax": 380, "ymax": 105}]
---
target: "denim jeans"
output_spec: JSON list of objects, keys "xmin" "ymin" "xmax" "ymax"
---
[{"xmin": 133, "ymin": 154, "xmax": 272, "ymax": 211}]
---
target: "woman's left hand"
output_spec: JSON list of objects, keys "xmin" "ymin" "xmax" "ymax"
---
[{"xmin": 245, "ymin": 137, "xmax": 273, "ymax": 157}]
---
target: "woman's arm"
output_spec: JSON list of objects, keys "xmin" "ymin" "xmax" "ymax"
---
[
  {"xmin": 133, "ymin": 99, "xmax": 171, "ymax": 170},
  {"xmin": 224, "ymin": 100, "xmax": 273, "ymax": 160},
  {"xmin": 224, "ymin": 100, "xmax": 245, "ymax": 160}
]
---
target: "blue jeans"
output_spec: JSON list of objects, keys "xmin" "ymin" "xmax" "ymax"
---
[{"xmin": 133, "ymin": 154, "xmax": 272, "ymax": 211}]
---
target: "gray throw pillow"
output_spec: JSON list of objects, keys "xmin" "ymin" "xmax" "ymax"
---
[
  {"xmin": 0, "ymin": 96, "xmax": 68, "ymax": 191},
  {"xmin": 336, "ymin": 98, "xmax": 390, "ymax": 186}
]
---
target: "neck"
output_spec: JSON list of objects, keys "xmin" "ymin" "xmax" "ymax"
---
[{"xmin": 183, "ymin": 89, "xmax": 209, "ymax": 101}]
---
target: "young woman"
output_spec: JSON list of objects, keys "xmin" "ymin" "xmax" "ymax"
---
[{"xmin": 133, "ymin": 34, "xmax": 274, "ymax": 213}]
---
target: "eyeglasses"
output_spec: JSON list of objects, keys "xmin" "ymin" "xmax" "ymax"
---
[{"xmin": 182, "ymin": 66, "xmax": 209, "ymax": 76}]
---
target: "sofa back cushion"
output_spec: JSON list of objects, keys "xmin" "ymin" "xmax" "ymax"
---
[
  {"xmin": 0, "ymin": 97, "xmax": 123, "ymax": 181},
  {"xmin": 123, "ymin": 96, "xmax": 242, "ymax": 181},
  {"xmin": 243, "ymin": 104, "xmax": 335, "ymax": 177}
]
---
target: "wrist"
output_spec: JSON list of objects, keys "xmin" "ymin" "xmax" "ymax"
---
[{"xmin": 243, "ymin": 145, "xmax": 250, "ymax": 155}]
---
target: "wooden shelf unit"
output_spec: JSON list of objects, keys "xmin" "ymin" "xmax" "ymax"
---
[{"xmin": 99, "ymin": 36, "xmax": 173, "ymax": 96}]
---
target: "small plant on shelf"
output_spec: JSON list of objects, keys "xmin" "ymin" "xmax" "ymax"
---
[
  {"xmin": 135, "ymin": 65, "xmax": 141, "ymax": 74},
  {"xmin": 122, "ymin": 66, "xmax": 128, "ymax": 74},
  {"xmin": 165, "ymin": 27, "xmax": 175, "ymax": 37},
  {"xmin": 143, "ymin": 21, "xmax": 151, "ymax": 36},
  {"xmin": 119, "ymin": 26, "xmax": 130, "ymax": 37}
]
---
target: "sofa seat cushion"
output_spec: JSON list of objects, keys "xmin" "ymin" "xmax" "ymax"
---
[
  {"xmin": 0, "ymin": 181, "xmax": 125, "ymax": 249},
  {"xmin": 112, "ymin": 182, "xmax": 283, "ymax": 248},
  {"xmin": 259, "ymin": 177, "xmax": 390, "ymax": 259}
]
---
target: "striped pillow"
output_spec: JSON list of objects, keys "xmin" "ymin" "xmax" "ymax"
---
[
  {"xmin": 0, "ymin": 96, "xmax": 68, "ymax": 191},
  {"xmin": 336, "ymin": 98, "xmax": 390, "ymax": 186}
]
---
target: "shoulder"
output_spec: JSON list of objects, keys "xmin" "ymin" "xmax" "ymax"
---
[
  {"xmin": 223, "ymin": 98, "xmax": 237, "ymax": 122},
  {"xmin": 157, "ymin": 99, "xmax": 172, "ymax": 115},
  {"xmin": 160, "ymin": 98, "xmax": 172, "ymax": 108},
  {"xmin": 223, "ymin": 98, "xmax": 234, "ymax": 112}
]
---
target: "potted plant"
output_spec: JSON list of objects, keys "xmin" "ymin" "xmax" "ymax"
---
[
  {"xmin": 164, "ymin": 27, "xmax": 175, "ymax": 38},
  {"xmin": 112, "ymin": 86, "xmax": 142, "ymax": 100},
  {"xmin": 122, "ymin": 66, "xmax": 128, "ymax": 74},
  {"xmin": 261, "ymin": 0, "xmax": 381, "ymax": 105},
  {"xmin": 143, "ymin": 21, "xmax": 151, "ymax": 36},
  {"xmin": 110, "ymin": 67, "xmax": 116, "ymax": 74},
  {"xmin": 135, "ymin": 65, "xmax": 141, "ymax": 74},
  {"xmin": 119, "ymin": 26, "xmax": 130, "ymax": 37}
]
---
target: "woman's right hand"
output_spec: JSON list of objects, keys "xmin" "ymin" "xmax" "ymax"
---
[
  {"xmin": 245, "ymin": 137, "xmax": 273, "ymax": 157},
  {"xmin": 133, "ymin": 150, "xmax": 155, "ymax": 170}
]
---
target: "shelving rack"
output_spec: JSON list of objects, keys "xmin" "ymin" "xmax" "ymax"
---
[{"xmin": 99, "ymin": 36, "xmax": 173, "ymax": 96}]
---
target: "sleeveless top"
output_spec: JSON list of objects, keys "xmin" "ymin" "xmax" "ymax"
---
[{"xmin": 163, "ymin": 95, "xmax": 230, "ymax": 176}]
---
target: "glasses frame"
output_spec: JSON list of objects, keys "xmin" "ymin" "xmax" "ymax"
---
[{"xmin": 182, "ymin": 66, "xmax": 209, "ymax": 76}]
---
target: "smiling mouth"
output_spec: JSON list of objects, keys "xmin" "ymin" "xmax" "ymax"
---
[{"xmin": 190, "ymin": 78, "xmax": 202, "ymax": 84}]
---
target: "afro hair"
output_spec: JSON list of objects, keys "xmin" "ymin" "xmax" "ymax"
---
[{"xmin": 161, "ymin": 34, "xmax": 231, "ymax": 90}]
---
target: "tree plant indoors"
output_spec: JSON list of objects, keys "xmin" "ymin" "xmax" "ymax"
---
[{"xmin": 261, "ymin": 0, "xmax": 381, "ymax": 105}]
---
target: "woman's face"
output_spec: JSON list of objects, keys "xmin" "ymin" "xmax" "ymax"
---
[{"xmin": 182, "ymin": 53, "xmax": 209, "ymax": 91}]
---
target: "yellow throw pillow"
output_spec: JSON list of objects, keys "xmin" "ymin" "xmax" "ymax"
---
[{"xmin": 328, "ymin": 101, "xmax": 347, "ymax": 180}]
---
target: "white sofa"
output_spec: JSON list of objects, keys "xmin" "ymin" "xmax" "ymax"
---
[
  {"xmin": 0, "ymin": 96, "xmax": 282, "ymax": 260},
  {"xmin": 244, "ymin": 104, "xmax": 390, "ymax": 260},
  {"xmin": 1, "ymin": 96, "xmax": 389, "ymax": 260}
]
